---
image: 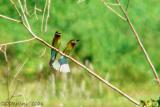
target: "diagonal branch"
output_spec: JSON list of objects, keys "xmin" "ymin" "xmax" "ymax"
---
[
  {"xmin": 10, "ymin": 0, "xmax": 22, "ymax": 17},
  {"xmin": 102, "ymin": 0, "xmax": 126, "ymax": 21},
  {"xmin": 115, "ymin": 0, "xmax": 160, "ymax": 86}
]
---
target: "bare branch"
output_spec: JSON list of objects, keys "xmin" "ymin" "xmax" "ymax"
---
[
  {"xmin": 10, "ymin": 79, "xmax": 21, "ymax": 101},
  {"xmin": 35, "ymin": 7, "xmax": 42, "ymax": 13},
  {"xmin": 44, "ymin": 0, "xmax": 51, "ymax": 32},
  {"xmin": 0, "ymin": 38, "xmax": 35, "ymax": 46},
  {"xmin": 41, "ymin": 0, "xmax": 48, "ymax": 32},
  {"xmin": 23, "ymin": 0, "xmax": 30, "ymax": 16},
  {"xmin": 102, "ymin": 1, "xmax": 126, "ymax": 21},
  {"xmin": 12, "ymin": 58, "xmax": 29, "ymax": 84},
  {"xmin": 39, "ymin": 47, "xmax": 46, "ymax": 57},
  {"xmin": 34, "ymin": 4, "xmax": 38, "ymax": 20},
  {"xmin": 18, "ymin": 0, "xmax": 32, "ymax": 30},
  {"xmin": 10, "ymin": 58, "xmax": 28, "ymax": 100},
  {"xmin": 10, "ymin": 58, "xmax": 29, "ymax": 92},
  {"xmin": 4, "ymin": 47, "xmax": 8, "ymax": 63},
  {"xmin": 0, "ymin": 45, "xmax": 9, "ymax": 63},
  {"xmin": 10, "ymin": 0, "xmax": 21, "ymax": 17},
  {"xmin": 115, "ymin": 0, "xmax": 160, "ymax": 86},
  {"xmin": 0, "ymin": 14, "xmax": 21, "ymax": 23}
]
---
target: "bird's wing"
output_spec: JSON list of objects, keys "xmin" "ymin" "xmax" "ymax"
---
[{"xmin": 50, "ymin": 49, "xmax": 56, "ymax": 65}]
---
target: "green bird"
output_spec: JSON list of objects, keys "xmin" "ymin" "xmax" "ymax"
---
[
  {"xmin": 49, "ymin": 31, "xmax": 61, "ymax": 66},
  {"xmin": 52, "ymin": 39, "xmax": 79, "ymax": 73},
  {"xmin": 58, "ymin": 39, "xmax": 79, "ymax": 72}
]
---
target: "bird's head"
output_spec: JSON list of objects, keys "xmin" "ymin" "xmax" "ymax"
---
[
  {"xmin": 55, "ymin": 31, "xmax": 61, "ymax": 39},
  {"xmin": 68, "ymin": 39, "xmax": 79, "ymax": 48},
  {"xmin": 52, "ymin": 31, "xmax": 61, "ymax": 46},
  {"xmin": 63, "ymin": 39, "xmax": 79, "ymax": 55}
]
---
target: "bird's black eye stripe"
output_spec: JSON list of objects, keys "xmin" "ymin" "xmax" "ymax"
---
[
  {"xmin": 55, "ymin": 31, "xmax": 61, "ymax": 37},
  {"xmin": 55, "ymin": 31, "xmax": 61, "ymax": 33},
  {"xmin": 71, "ymin": 42, "xmax": 76, "ymax": 46}
]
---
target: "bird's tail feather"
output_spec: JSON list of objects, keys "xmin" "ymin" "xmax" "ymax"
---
[{"xmin": 60, "ymin": 64, "xmax": 70, "ymax": 73}]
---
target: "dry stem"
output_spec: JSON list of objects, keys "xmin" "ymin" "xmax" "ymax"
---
[
  {"xmin": 115, "ymin": 0, "xmax": 160, "ymax": 86},
  {"xmin": 0, "ymin": 38, "xmax": 35, "ymax": 46},
  {"xmin": 102, "ymin": 1, "xmax": 126, "ymax": 21}
]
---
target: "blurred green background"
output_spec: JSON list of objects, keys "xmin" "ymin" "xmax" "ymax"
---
[{"xmin": 0, "ymin": 0, "xmax": 160, "ymax": 107}]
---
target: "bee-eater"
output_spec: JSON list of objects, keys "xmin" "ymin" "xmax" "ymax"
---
[
  {"xmin": 49, "ymin": 31, "xmax": 61, "ymax": 66},
  {"xmin": 58, "ymin": 39, "xmax": 79, "ymax": 73}
]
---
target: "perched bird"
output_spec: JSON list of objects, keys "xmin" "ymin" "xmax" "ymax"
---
[
  {"xmin": 49, "ymin": 31, "xmax": 61, "ymax": 66},
  {"xmin": 49, "ymin": 30, "xmax": 79, "ymax": 73},
  {"xmin": 58, "ymin": 39, "xmax": 79, "ymax": 73},
  {"xmin": 51, "ymin": 39, "xmax": 79, "ymax": 73}
]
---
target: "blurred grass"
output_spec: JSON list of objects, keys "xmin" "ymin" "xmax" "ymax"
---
[{"xmin": 0, "ymin": 0, "xmax": 160, "ymax": 106}]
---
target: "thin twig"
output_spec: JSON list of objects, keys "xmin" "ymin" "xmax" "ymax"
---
[
  {"xmin": 14, "ymin": 59, "xmax": 28, "ymax": 79},
  {"xmin": 23, "ymin": 0, "xmax": 30, "ymax": 16},
  {"xmin": 39, "ymin": 47, "xmax": 46, "ymax": 57},
  {"xmin": 41, "ymin": 0, "xmax": 48, "ymax": 32},
  {"xmin": 102, "ymin": 1, "xmax": 126, "ymax": 21},
  {"xmin": 2, "ymin": 46, "xmax": 8, "ymax": 63},
  {"xmin": 0, "ymin": 38, "xmax": 35, "ymax": 46},
  {"xmin": 18, "ymin": 0, "xmax": 31, "ymax": 30},
  {"xmin": 116, "ymin": 0, "xmax": 160, "ymax": 86},
  {"xmin": 44, "ymin": 0, "xmax": 51, "ymax": 32},
  {"xmin": 10, "ymin": 0, "xmax": 22, "ymax": 17},
  {"xmin": 10, "ymin": 58, "xmax": 28, "ymax": 89},
  {"xmin": 36, "ymin": 7, "xmax": 42, "ymax": 13},
  {"xmin": 34, "ymin": 4, "xmax": 38, "ymax": 20},
  {"xmin": 10, "ymin": 79, "xmax": 21, "ymax": 101},
  {"xmin": 0, "ymin": 14, "xmax": 21, "ymax": 23}
]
